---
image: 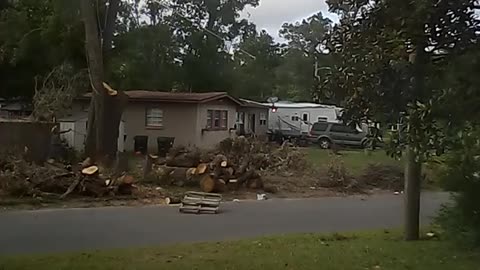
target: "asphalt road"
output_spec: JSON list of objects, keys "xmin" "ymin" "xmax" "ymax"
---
[{"xmin": 0, "ymin": 192, "xmax": 449, "ymax": 255}]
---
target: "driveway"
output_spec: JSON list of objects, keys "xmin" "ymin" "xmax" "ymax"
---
[{"xmin": 0, "ymin": 192, "xmax": 449, "ymax": 255}]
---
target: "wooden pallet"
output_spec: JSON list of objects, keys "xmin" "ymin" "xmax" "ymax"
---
[{"xmin": 179, "ymin": 191, "xmax": 222, "ymax": 214}]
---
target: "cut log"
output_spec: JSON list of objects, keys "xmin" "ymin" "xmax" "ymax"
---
[
  {"xmin": 81, "ymin": 157, "xmax": 93, "ymax": 169},
  {"xmin": 82, "ymin": 166, "xmax": 99, "ymax": 176},
  {"xmin": 196, "ymin": 163, "xmax": 209, "ymax": 175},
  {"xmin": 165, "ymin": 196, "xmax": 182, "ymax": 205},
  {"xmin": 153, "ymin": 166, "xmax": 175, "ymax": 185},
  {"xmin": 168, "ymin": 167, "xmax": 190, "ymax": 187},
  {"xmin": 212, "ymin": 154, "xmax": 227, "ymax": 167},
  {"xmin": 199, "ymin": 174, "xmax": 216, "ymax": 193},
  {"xmin": 221, "ymin": 168, "xmax": 234, "ymax": 182},
  {"xmin": 118, "ymin": 174, "xmax": 135, "ymax": 185},
  {"xmin": 186, "ymin": 168, "xmax": 197, "ymax": 181},
  {"xmin": 166, "ymin": 150, "xmax": 200, "ymax": 168},
  {"xmin": 237, "ymin": 170, "xmax": 258, "ymax": 185},
  {"xmin": 214, "ymin": 179, "xmax": 227, "ymax": 193}
]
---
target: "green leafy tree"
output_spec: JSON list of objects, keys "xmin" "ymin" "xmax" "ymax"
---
[
  {"xmin": 169, "ymin": 0, "xmax": 258, "ymax": 92},
  {"xmin": 278, "ymin": 12, "xmax": 334, "ymax": 101},
  {"xmin": 0, "ymin": 0, "xmax": 85, "ymax": 98},
  {"xmin": 323, "ymin": 0, "xmax": 479, "ymax": 240},
  {"xmin": 232, "ymin": 30, "xmax": 280, "ymax": 100},
  {"xmin": 108, "ymin": 23, "xmax": 181, "ymax": 91}
]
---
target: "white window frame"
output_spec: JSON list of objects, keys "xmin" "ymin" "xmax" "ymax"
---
[
  {"xmin": 259, "ymin": 112, "xmax": 267, "ymax": 126},
  {"xmin": 146, "ymin": 107, "xmax": 164, "ymax": 128}
]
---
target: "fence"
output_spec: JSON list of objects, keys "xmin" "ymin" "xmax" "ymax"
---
[{"xmin": 0, "ymin": 120, "xmax": 55, "ymax": 163}]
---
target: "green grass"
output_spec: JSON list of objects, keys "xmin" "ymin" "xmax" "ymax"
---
[
  {"xmin": 1, "ymin": 231, "xmax": 478, "ymax": 270},
  {"xmin": 306, "ymin": 148, "xmax": 402, "ymax": 175}
]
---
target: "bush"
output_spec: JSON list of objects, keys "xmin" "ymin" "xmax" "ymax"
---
[{"xmin": 436, "ymin": 127, "xmax": 480, "ymax": 246}]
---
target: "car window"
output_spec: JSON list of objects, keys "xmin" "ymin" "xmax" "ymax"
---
[
  {"xmin": 312, "ymin": 123, "xmax": 328, "ymax": 131},
  {"xmin": 331, "ymin": 124, "xmax": 357, "ymax": 133},
  {"xmin": 330, "ymin": 124, "xmax": 347, "ymax": 133}
]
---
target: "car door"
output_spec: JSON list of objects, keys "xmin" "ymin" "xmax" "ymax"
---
[{"xmin": 328, "ymin": 124, "xmax": 350, "ymax": 144}]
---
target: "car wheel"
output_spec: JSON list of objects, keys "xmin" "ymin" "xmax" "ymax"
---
[{"xmin": 318, "ymin": 138, "xmax": 331, "ymax": 149}]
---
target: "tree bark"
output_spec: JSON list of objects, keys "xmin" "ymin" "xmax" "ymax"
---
[
  {"xmin": 81, "ymin": 0, "xmax": 106, "ymax": 160},
  {"xmin": 404, "ymin": 146, "xmax": 422, "ymax": 241},
  {"xmin": 404, "ymin": 40, "xmax": 427, "ymax": 241},
  {"xmin": 82, "ymin": 0, "xmax": 127, "ymax": 166},
  {"xmin": 103, "ymin": 0, "xmax": 120, "ymax": 57}
]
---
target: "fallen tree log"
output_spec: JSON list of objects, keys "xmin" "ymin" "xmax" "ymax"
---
[
  {"xmin": 199, "ymin": 174, "xmax": 227, "ymax": 193},
  {"xmin": 196, "ymin": 163, "xmax": 209, "ymax": 175},
  {"xmin": 169, "ymin": 167, "xmax": 190, "ymax": 187},
  {"xmin": 199, "ymin": 174, "xmax": 216, "ymax": 193},
  {"xmin": 165, "ymin": 196, "xmax": 182, "ymax": 205},
  {"xmin": 166, "ymin": 151, "xmax": 200, "ymax": 168},
  {"xmin": 82, "ymin": 166, "xmax": 99, "ymax": 176}
]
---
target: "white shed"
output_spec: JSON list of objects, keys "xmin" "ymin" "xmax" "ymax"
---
[{"xmin": 58, "ymin": 113, "xmax": 125, "ymax": 153}]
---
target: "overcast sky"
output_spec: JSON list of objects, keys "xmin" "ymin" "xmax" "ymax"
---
[{"xmin": 242, "ymin": 0, "xmax": 337, "ymax": 40}]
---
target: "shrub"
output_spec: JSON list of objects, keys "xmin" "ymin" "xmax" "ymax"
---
[{"xmin": 437, "ymin": 127, "xmax": 480, "ymax": 246}]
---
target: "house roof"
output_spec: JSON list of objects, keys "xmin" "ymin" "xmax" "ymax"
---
[
  {"xmin": 0, "ymin": 102, "xmax": 32, "ymax": 112},
  {"xmin": 81, "ymin": 91, "xmax": 243, "ymax": 105},
  {"xmin": 261, "ymin": 101, "xmax": 339, "ymax": 109},
  {"xmin": 239, "ymin": 98, "xmax": 270, "ymax": 109}
]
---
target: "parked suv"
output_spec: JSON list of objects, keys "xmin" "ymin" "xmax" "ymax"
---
[{"xmin": 309, "ymin": 122, "xmax": 368, "ymax": 149}]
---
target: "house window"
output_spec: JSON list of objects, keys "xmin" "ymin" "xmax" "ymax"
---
[
  {"xmin": 207, "ymin": 110, "xmax": 228, "ymax": 130},
  {"xmin": 146, "ymin": 108, "xmax": 164, "ymax": 128},
  {"xmin": 260, "ymin": 113, "xmax": 267, "ymax": 126}
]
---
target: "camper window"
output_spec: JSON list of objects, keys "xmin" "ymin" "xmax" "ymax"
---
[
  {"xmin": 291, "ymin": 116, "xmax": 300, "ymax": 121},
  {"xmin": 302, "ymin": 113, "xmax": 309, "ymax": 122},
  {"xmin": 318, "ymin": 117, "xmax": 328, "ymax": 122}
]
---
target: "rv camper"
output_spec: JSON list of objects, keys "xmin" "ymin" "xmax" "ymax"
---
[{"xmin": 263, "ymin": 101, "xmax": 342, "ymax": 140}]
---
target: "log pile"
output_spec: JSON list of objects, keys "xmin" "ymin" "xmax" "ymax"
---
[
  {"xmin": 0, "ymin": 152, "xmax": 136, "ymax": 199},
  {"xmin": 148, "ymin": 138, "xmax": 308, "ymax": 193}
]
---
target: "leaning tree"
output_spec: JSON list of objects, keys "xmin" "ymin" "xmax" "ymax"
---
[
  {"xmin": 322, "ymin": 0, "xmax": 479, "ymax": 240},
  {"xmin": 80, "ymin": 0, "xmax": 127, "ymax": 165}
]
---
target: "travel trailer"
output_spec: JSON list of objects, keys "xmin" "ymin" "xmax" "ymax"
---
[{"xmin": 262, "ymin": 101, "xmax": 342, "ymax": 139}]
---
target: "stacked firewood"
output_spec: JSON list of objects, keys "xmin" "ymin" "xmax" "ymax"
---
[
  {"xmin": 148, "ymin": 137, "xmax": 306, "ymax": 194},
  {"xmin": 145, "ymin": 143, "xmax": 264, "ymax": 193}
]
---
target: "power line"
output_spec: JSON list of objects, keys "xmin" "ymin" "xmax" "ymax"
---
[{"xmin": 154, "ymin": 0, "xmax": 256, "ymax": 60}]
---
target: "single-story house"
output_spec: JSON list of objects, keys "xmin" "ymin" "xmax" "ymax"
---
[
  {"xmin": 71, "ymin": 91, "xmax": 269, "ymax": 152},
  {"xmin": 0, "ymin": 101, "xmax": 32, "ymax": 119}
]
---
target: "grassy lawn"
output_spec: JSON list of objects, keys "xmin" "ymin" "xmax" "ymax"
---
[
  {"xmin": 1, "ymin": 231, "xmax": 478, "ymax": 270},
  {"xmin": 306, "ymin": 148, "xmax": 402, "ymax": 175}
]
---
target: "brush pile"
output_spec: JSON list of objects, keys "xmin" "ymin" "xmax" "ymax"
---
[{"xmin": 0, "ymin": 152, "xmax": 135, "ymax": 199}]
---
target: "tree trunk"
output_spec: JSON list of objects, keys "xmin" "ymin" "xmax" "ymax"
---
[
  {"xmin": 102, "ymin": 0, "xmax": 120, "ymax": 53},
  {"xmin": 404, "ymin": 146, "xmax": 422, "ymax": 241},
  {"xmin": 82, "ymin": 0, "xmax": 126, "ymax": 166},
  {"xmin": 403, "ymin": 40, "xmax": 427, "ymax": 241},
  {"xmin": 81, "ymin": 0, "xmax": 106, "ymax": 161}
]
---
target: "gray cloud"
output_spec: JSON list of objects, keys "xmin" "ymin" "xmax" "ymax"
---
[{"xmin": 242, "ymin": 0, "xmax": 337, "ymax": 39}]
